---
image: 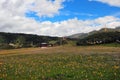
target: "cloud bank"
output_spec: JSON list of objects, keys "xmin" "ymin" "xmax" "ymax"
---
[
  {"xmin": 0, "ymin": 0, "xmax": 120, "ymax": 37},
  {"xmin": 0, "ymin": 0, "xmax": 64, "ymax": 17},
  {"xmin": 0, "ymin": 15, "xmax": 120, "ymax": 36}
]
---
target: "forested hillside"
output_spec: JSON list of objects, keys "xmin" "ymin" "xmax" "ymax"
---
[
  {"xmin": 0, "ymin": 32, "xmax": 59, "ymax": 49},
  {"xmin": 77, "ymin": 31, "xmax": 120, "ymax": 46}
]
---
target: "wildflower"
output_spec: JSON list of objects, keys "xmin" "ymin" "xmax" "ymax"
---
[{"xmin": 113, "ymin": 65, "xmax": 119, "ymax": 69}]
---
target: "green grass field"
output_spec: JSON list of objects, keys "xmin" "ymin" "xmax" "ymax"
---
[{"xmin": 0, "ymin": 46, "xmax": 120, "ymax": 80}]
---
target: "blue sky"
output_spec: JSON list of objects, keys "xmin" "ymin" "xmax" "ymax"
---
[
  {"xmin": 0, "ymin": 0, "xmax": 120, "ymax": 36},
  {"xmin": 26, "ymin": 0, "xmax": 120, "ymax": 22}
]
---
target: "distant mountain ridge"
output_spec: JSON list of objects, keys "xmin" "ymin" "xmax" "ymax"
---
[
  {"xmin": 67, "ymin": 26, "xmax": 120, "ymax": 39},
  {"xmin": 67, "ymin": 33, "xmax": 88, "ymax": 39}
]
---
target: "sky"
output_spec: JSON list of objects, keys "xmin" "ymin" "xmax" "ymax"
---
[{"xmin": 0, "ymin": 0, "xmax": 120, "ymax": 37}]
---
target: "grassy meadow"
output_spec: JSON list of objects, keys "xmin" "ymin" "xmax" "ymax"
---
[{"xmin": 0, "ymin": 46, "xmax": 120, "ymax": 80}]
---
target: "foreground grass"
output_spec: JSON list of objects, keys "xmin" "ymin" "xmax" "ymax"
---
[
  {"xmin": 0, "ymin": 46, "xmax": 120, "ymax": 80},
  {"xmin": 100, "ymin": 43, "xmax": 120, "ymax": 47}
]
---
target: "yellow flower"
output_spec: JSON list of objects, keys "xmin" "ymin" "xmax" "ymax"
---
[{"xmin": 113, "ymin": 65, "xmax": 119, "ymax": 69}]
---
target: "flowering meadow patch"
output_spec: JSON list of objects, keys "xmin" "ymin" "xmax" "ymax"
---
[{"xmin": 0, "ymin": 46, "xmax": 120, "ymax": 80}]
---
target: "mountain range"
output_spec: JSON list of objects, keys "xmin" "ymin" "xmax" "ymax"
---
[{"xmin": 67, "ymin": 26, "xmax": 120, "ymax": 39}]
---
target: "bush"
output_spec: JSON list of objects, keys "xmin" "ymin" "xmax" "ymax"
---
[{"xmin": 0, "ymin": 44, "xmax": 15, "ymax": 49}]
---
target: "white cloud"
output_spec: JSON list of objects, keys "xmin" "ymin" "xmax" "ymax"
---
[
  {"xmin": 0, "ymin": 15, "xmax": 120, "ymax": 37},
  {"xmin": 89, "ymin": 0, "xmax": 120, "ymax": 7},
  {"xmin": 30, "ymin": 0, "xmax": 65, "ymax": 17},
  {"xmin": 0, "ymin": 0, "xmax": 120, "ymax": 37},
  {"xmin": 0, "ymin": 0, "xmax": 65, "ymax": 17}
]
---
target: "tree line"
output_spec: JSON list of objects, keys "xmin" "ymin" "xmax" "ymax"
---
[
  {"xmin": 76, "ymin": 31, "xmax": 120, "ymax": 46},
  {"xmin": 0, "ymin": 32, "xmax": 59, "ymax": 49}
]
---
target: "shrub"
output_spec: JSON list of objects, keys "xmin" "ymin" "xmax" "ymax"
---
[{"xmin": 0, "ymin": 44, "xmax": 14, "ymax": 49}]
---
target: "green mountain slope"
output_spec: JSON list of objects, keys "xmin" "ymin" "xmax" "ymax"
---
[
  {"xmin": 68, "ymin": 26, "xmax": 120, "ymax": 39},
  {"xmin": 77, "ymin": 31, "xmax": 120, "ymax": 46}
]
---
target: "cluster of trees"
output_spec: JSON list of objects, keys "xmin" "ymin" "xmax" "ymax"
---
[
  {"xmin": 0, "ymin": 32, "xmax": 59, "ymax": 49},
  {"xmin": 76, "ymin": 32, "xmax": 120, "ymax": 46}
]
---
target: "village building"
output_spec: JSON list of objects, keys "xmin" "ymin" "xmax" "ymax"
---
[{"xmin": 40, "ymin": 43, "xmax": 48, "ymax": 48}]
